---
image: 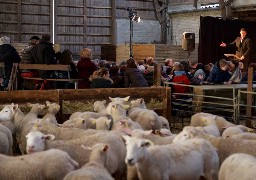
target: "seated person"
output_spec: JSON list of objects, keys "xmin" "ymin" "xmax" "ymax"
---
[
  {"xmin": 227, "ymin": 60, "xmax": 242, "ymax": 84},
  {"xmin": 206, "ymin": 59, "xmax": 231, "ymax": 84},
  {"xmin": 90, "ymin": 67, "xmax": 113, "ymax": 88},
  {"xmin": 171, "ymin": 62, "xmax": 191, "ymax": 98},
  {"xmin": 194, "ymin": 69, "xmax": 206, "ymax": 85}
]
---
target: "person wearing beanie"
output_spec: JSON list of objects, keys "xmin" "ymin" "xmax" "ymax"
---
[{"xmin": 0, "ymin": 36, "xmax": 21, "ymax": 90}]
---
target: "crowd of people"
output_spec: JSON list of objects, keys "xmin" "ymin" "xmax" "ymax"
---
[{"xmin": 0, "ymin": 33, "xmax": 255, "ymax": 91}]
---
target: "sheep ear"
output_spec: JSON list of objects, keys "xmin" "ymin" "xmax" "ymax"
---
[
  {"xmin": 122, "ymin": 135, "xmax": 130, "ymax": 142},
  {"xmin": 81, "ymin": 144, "xmax": 92, "ymax": 151},
  {"xmin": 155, "ymin": 130, "xmax": 161, "ymax": 136},
  {"xmin": 46, "ymin": 101, "xmax": 50, "ymax": 106},
  {"xmin": 102, "ymin": 144, "xmax": 108, "ymax": 152},
  {"xmin": 106, "ymin": 119, "xmax": 111, "ymax": 125},
  {"xmin": 121, "ymin": 104, "xmax": 130, "ymax": 109},
  {"xmin": 141, "ymin": 140, "xmax": 153, "ymax": 147},
  {"xmin": 13, "ymin": 104, "xmax": 19, "ymax": 110},
  {"xmin": 90, "ymin": 118, "xmax": 96, "ymax": 124},
  {"xmin": 27, "ymin": 103, "xmax": 32, "ymax": 107},
  {"xmin": 44, "ymin": 134, "xmax": 55, "ymax": 140},
  {"xmin": 102, "ymin": 100, "xmax": 107, "ymax": 105},
  {"xmin": 124, "ymin": 96, "xmax": 130, "ymax": 102},
  {"xmin": 109, "ymin": 97, "xmax": 114, "ymax": 102},
  {"xmin": 41, "ymin": 104, "xmax": 46, "ymax": 109},
  {"xmin": 143, "ymin": 130, "xmax": 153, "ymax": 136}
]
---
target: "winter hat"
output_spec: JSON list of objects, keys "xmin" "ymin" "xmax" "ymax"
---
[
  {"xmin": 194, "ymin": 69, "xmax": 205, "ymax": 78},
  {"xmin": 0, "ymin": 36, "xmax": 11, "ymax": 45}
]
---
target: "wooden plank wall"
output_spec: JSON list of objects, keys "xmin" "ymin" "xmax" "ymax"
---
[
  {"xmin": 0, "ymin": 0, "xmax": 52, "ymax": 42},
  {"xmin": 55, "ymin": 0, "xmax": 86, "ymax": 59},
  {"xmin": 116, "ymin": 0, "xmax": 156, "ymax": 20}
]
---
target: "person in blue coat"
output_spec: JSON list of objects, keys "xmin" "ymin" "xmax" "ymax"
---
[{"xmin": 207, "ymin": 59, "xmax": 231, "ymax": 84}]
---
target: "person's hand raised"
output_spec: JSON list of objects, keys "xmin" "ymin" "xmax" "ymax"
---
[{"xmin": 220, "ymin": 42, "xmax": 226, "ymax": 47}]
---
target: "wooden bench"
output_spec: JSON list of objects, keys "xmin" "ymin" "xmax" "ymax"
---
[{"xmin": 17, "ymin": 64, "xmax": 82, "ymax": 89}]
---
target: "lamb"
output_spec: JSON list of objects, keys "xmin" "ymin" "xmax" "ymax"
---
[
  {"xmin": 16, "ymin": 103, "xmax": 45, "ymax": 154},
  {"xmin": 174, "ymin": 126, "xmax": 256, "ymax": 164},
  {"xmin": 130, "ymin": 129, "xmax": 176, "ymax": 145},
  {"xmin": 128, "ymin": 98, "xmax": 162, "ymax": 130},
  {"xmin": 219, "ymin": 153, "xmax": 256, "ymax": 180},
  {"xmin": 0, "ymin": 149, "xmax": 79, "ymax": 180},
  {"xmin": 34, "ymin": 121, "xmax": 99, "ymax": 140},
  {"xmin": 41, "ymin": 101, "xmax": 60, "ymax": 125},
  {"xmin": 190, "ymin": 112, "xmax": 235, "ymax": 133},
  {"xmin": 90, "ymin": 117, "xmax": 112, "ymax": 130},
  {"xmin": 222, "ymin": 126, "xmax": 244, "ymax": 138},
  {"xmin": 155, "ymin": 128, "xmax": 173, "ymax": 137},
  {"xmin": 63, "ymin": 143, "xmax": 114, "ymax": 180},
  {"xmin": 0, "ymin": 124, "xmax": 13, "ymax": 155},
  {"xmin": 106, "ymin": 103, "xmax": 127, "ymax": 123},
  {"xmin": 159, "ymin": 116, "xmax": 170, "ymax": 130},
  {"xmin": 26, "ymin": 128, "xmax": 127, "ymax": 174},
  {"xmin": 231, "ymin": 132, "xmax": 256, "ymax": 140},
  {"xmin": 173, "ymin": 137, "xmax": 219, "ymax": 180},
  {"xmin": 93, "ymin": 100, "xmax": 108, "ymax": 116},
  {"xmin": 60, "ymin": 117, "xmax": 87, "ymax": 129},
  {"xmin": 123, "ymin": 135, "xmax": 205, "ymax": 180}
]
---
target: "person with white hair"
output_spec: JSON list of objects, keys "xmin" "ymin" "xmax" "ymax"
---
[{"xmin": 0, "ymin": 36, "xmax": 21, "ymax": 90}]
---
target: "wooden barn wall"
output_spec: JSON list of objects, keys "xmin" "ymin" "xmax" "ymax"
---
[
  {"xmin": 116, "ymin": 0, "xmax": 156, "ymax": 20},
  {"xmin": 55, "ymin": 0, "xmax": 86, "ymax": 59},
  {"xmin": 0, "ymin": 0, "xmax": 52, "ymax": 42},
  {"xmin": 55, "ymin": 0, "xmax": 113, "ymax": 60}
]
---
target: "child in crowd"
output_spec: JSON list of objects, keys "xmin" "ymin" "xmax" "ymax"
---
[{"xmin": 207, "ymin": 59, "xmax": 231, "ymax": 84}]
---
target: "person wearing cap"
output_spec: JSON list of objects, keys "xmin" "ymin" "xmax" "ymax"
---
[
  {"xmin": 31, "ymin": 34, "xmax": 56, "ymax": 78},
  {"xmin": 0, "ymin": 36, "xmax": 21, "ymax": 90},
  {"xmin": 220, "ymin": 28, "xmax": 252, "ymax": 70},
  {"xmin": 20, "ymin": 36, "xmax": 40, "ymax": 65}
]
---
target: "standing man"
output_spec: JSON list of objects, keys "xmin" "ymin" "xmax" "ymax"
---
[
  {"xmin": 31, "ymin": 34, "xmax": 56, "ymax": 78},
  {"xmin": 220, "ymin": 28, "xmax": 252, "ymax": 70}
]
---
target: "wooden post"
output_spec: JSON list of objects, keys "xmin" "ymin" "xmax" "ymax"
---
[
  {"xmin": 154, "ymin": 64, "xmax": 162, "ymax": 86},
  {"xmin": 246, "ymin": 67, "xmax": 253, "ymax": 127}
]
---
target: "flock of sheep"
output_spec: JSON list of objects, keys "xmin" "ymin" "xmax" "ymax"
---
[{"xmin": 0, "ymin": 96, "xmax": 255, "ymax": 180}]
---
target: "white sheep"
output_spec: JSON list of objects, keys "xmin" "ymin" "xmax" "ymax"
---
[
  {"xmin": 41, "ymin": 101, "xmax": 60, "ymax": 125},
  {"xmin": 16, "ymin": 103, "xmax": 45, "ymax": 154},
  {"xmin": 155, "ymin": 128, "xmax": 172, "ymax": 137},
  {"xmin": 90, "ymin": 117, "xmax": 112, "ymax": 130},
  {"xmin": 130, "ymin": 129, "xmax": 176, "ymax": 145},
  {"xmin": 93, "ymin": 100, "xmax": 108, "ymax": 116},
  {"xmin": 173, "ymin": 137, "xmax": 219, "ymax": 180},
  {"xmin": 26, "ymin": 128, "xmax": 127, "ymax": 174},
  {"xmin": 123, "ymin": 135, "xmax": 205, "ymax": 180},
  {"xmin": 219, "ymin": 153, "xmax": 256, "ymax": 180},
  {"xmin": 231, "ymin": 132, "xmax": 256, "ymax": 140},
  {"xmin": 191, "ymin": 112, "xmax": 235, "ymax": 133},
  {"xmin": 128, "ymin": 98, "xmax": 162, "ymax": 130},
  {"xmin": 174, "ymin": 126, "xmax": 256, "ymax": 164},
  {"xmin": 60, "ymin": 117, "xmax": 87, "ymax": 129},
  {"xmin": 222, "ymin": 126, "xmax": 244, "ymax": 138},
  {"xmin": 0, "ymin": 124, "xmax": 13, "ymax": 155},
  {"xmin": 111, "ymin": 118, "xmax": 142, "ymax": 131},
  {"xmin": 0, "ymin": 149, "xmax": 79, "ymax": 180},
  {"xmin": 63, "ymin": 143, "xmax": 114, "ymax": 180},
  {"xmin": 106, "ymin": 103, "xmax": 127, "ymax": 123},
  {"xmin": 159, "ymin": 116, "xmax": 170, "ymax": 130}
]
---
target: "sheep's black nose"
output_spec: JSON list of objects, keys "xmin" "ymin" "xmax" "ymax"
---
[{"xmin": 128, "ymin": 159, "xmax": 133, "ymax": 163}]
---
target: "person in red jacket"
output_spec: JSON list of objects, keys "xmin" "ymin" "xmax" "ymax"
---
[
  {"xmin": 77, "ymin": 48, "xmax": 97, "ymax": 89},
  {"xmin": 171, "ymin": 62, "xmax": 191, "ymax": 99}
]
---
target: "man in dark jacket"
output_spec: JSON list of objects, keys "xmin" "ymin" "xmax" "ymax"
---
[
  {"xmin": 0, "ymin": 36, "xmax": 21, "ymax": 90},
  {"xmin": 31, "ymin": 34, "xmax": 56, "ymax": 78},
  {"xmin": 220, "ymin": 28, "xmax": 252, "ymax": 71}
]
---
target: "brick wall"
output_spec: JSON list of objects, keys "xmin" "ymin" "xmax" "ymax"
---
[{"xmin": 169, "ymin": 9, "xmax": 221, "ymax": 46}]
